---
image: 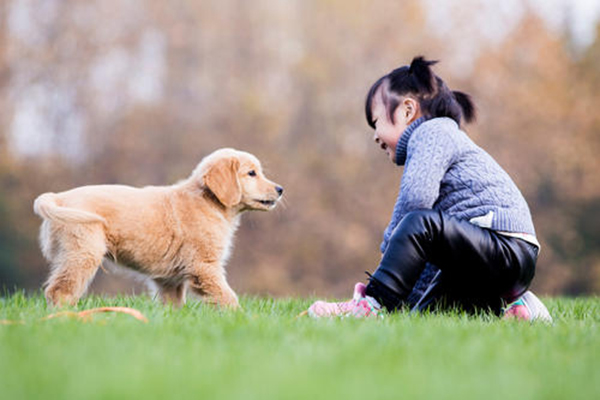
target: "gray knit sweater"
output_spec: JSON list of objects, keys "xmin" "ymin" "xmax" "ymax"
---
[{"xmin": 381, "ymin": 117, "xmax": 536, "ymax": 253}]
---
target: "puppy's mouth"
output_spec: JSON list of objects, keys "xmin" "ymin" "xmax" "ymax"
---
[
  {"xmin": 257, "ymin": 199, "xmax": 276, "ymax": 206},
  {"xmin": 253, "ymin": 199, "xmax": 278, "ymax": 209}
]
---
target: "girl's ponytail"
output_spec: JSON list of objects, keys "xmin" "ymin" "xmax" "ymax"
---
[
  {"xmin": 366, "ymin": 55, "xmax": 477, "ymax": 128},
  {"xmin": 452, "ymin": 91, "xmax": 476, "ymax": 123},
  {"xmin": 408, "ymin": 56, "xmax": 437, "ymax": 94}
]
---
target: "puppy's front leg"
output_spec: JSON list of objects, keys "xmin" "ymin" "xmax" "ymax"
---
[{"xmin": 188, "ymin": 266, "xmax": 239, "ymax": 310}]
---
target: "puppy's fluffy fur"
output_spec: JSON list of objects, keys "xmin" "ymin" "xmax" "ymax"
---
[{"xmin": 33, "ymin": 148, "xmax": 283, "ymax": 308}]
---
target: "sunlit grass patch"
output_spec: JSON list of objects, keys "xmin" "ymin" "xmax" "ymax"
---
[{"xmin": 1, "ymin": 293, "xmax": 598, "ymax": 400}]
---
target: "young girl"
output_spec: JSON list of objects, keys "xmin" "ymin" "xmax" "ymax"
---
[{"xmin": 308, "ymin": 56, "xmax": 551, "ymax": 321}]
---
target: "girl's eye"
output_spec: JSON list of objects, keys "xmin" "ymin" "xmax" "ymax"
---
[{"xmin": 248, "ymin": 170, "xmax": 257, "ymax": 177}]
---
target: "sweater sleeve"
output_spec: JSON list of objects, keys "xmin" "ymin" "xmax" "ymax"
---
[
  {"xmin": 380, "ymin": 120, "xmax": 459, "ymax": 254},
  {"xmin": 395, "ymin": 126, "xmax": 456, "ymax": 220}
]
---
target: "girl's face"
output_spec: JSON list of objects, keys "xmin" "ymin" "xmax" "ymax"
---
[{"xmin": 370, "ymin": 89, "xmax": 420, "ymax": 163}]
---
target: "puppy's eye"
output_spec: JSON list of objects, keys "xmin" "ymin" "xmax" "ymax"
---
[{"xmin": 248, "ymin": 170, "xmax": 257, "ymax": 177}]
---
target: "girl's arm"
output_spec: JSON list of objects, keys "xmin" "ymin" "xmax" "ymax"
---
[
  {"xmin": 381, "ymin": 122, "xmax": 457, "ymax": 253},
  {"xmin": 397, "ymin": 126, "xmax": 456, "ymax": 218}
]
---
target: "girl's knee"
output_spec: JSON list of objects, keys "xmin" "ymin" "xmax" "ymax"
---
[{"xmin": 394, "ymin": 210, "xmax": 441, "ymax": 237}]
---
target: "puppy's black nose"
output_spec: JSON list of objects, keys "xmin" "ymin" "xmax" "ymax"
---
[{"xmin": 276, "ymin": 186, "xmax": 284, "ymax": 196}]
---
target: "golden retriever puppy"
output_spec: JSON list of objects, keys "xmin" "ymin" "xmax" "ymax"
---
[{"xmin": 33, "ymin": 148, "xmax": 283, "ymax": 309}]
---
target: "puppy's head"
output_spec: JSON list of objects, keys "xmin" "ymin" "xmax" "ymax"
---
[{"xmin": 195, "ymin": 148, "xmax": 283, "ymax": 211}]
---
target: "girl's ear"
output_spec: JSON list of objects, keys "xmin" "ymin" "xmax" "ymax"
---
[{"xmin": 396, "ymin": 97, "xmax": 421, "ymax": 124}]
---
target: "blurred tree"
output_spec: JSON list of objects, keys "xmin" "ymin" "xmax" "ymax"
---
[
  {"xmin": 0, "ymin": 0, "xmax": 598, "ymax": 296},
  {"xmin": 0, "ymin": 151, "xmax": 21, "ymax": 290},
  {"xmin": 471, "ymin": 14, "xmax": 600, "ymax": 294}
]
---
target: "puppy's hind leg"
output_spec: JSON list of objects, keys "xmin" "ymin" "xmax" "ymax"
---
[
  {"xmin": 153, "ymin": 278, "xmax": 187, "ymax": 307},
  {"xmin": 44, "ymin": 224, "xmax": 107, "ymax": 307}
]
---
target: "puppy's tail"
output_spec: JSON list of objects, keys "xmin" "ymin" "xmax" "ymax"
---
[{"xmin": 33, "ymin": 193, "xmax": 107, "ymax": 225}]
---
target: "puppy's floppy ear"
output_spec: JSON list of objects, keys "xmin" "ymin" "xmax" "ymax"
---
[{"xmin": 204, "ymin": 157, "xmax": 242, "ymax": 207}]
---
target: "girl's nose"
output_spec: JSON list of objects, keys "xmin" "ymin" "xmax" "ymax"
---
[{"xmin": 373, "ymin": 133, "xmax": 380, "ymax": 143}]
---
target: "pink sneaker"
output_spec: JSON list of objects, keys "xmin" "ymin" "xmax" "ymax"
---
[
  {"xmin": 503, "ymin": 291, "xmax": 553, "ymax": 323},
  {"xmin": 307, "ymin": 283, "xmax": 382, "ymax": 318}
]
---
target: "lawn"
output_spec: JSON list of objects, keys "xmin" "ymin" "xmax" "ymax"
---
[{"xmin": 1, "ymin": 293, "xmax": 598, "ymax": 400}]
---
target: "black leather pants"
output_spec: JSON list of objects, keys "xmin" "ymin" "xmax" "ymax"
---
[{"xmin": 365, "ymin": 210, "xmax": 538, "ymax": 315}]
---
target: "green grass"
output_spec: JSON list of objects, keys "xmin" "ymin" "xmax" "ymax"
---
[{"xmin": 1, "ymin": 293, "xmax": 599, "ymax": 400}]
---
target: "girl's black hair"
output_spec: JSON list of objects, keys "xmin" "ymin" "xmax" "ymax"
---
[{"xmin": 365, "ymin": 56, "xmax": 476, "ymax": 129}]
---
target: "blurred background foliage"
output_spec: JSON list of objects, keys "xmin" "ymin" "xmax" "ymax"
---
[{"xmin": 1, "ymin": 0, "xmax": 599, "ymax": 297}]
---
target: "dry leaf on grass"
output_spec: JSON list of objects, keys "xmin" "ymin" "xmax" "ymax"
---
[
  {"xmin": 1, "ymin": 319, "xmax": 25, "ymax": 325},
  {"xmin": 43, "ymin": 307, "xmax": 149, "ymax": 323}
]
